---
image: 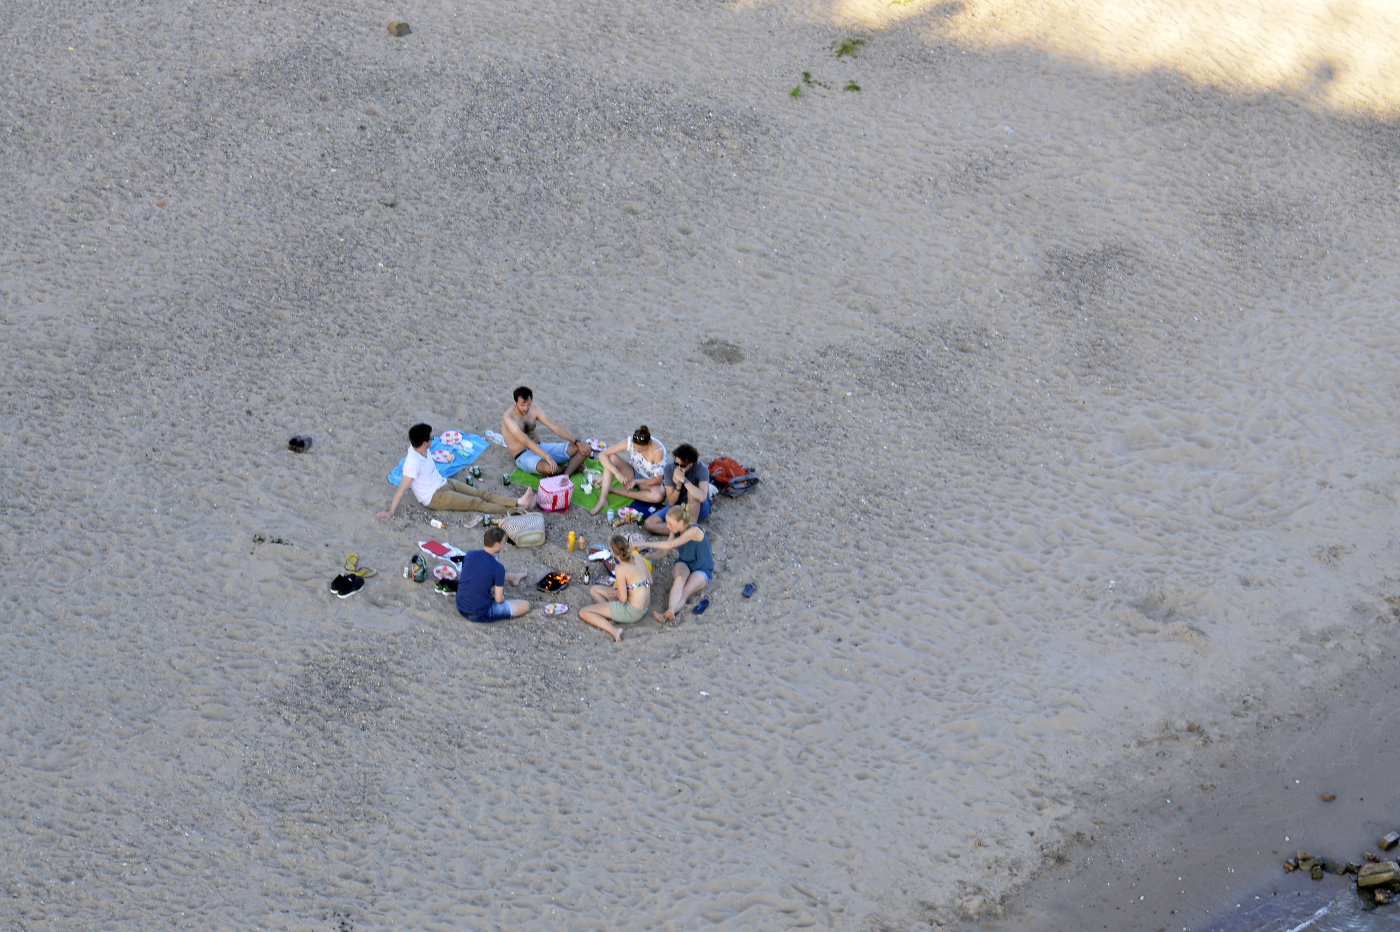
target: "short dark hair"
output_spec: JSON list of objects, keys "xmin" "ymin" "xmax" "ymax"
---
[
  {"xmin": 409, "ymin": 423, "xmax": 433, "ymax": 447},
  {"xmin": 632, "ymin": 425, "xmax": 651, "ymax": 445},
  {"xmin": 484, "ymin": 526, "xmax": 506, "ymax": 547},
  {"xmin": 673, "ymin": 443, "xmax": 698, "ymax": 465},
  {"xmin": 513, "ymin": 386, "xmax": 533, "ymax": 402}
]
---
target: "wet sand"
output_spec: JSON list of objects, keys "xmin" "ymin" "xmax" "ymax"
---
[{"xmin": 3, "ymin": 0, "xmax": 1400, "ymax": 928}]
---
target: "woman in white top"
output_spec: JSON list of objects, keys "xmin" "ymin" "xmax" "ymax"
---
[{"xmin": 588, "ymin": 425, "xmax": 667, "ymax": 515}]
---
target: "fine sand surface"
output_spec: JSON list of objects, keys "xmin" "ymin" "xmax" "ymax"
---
[{"xmin": 4, "ymin": 0, "xmax": 1400, "ymax": 928}]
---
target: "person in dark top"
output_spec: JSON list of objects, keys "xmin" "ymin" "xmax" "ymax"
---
[
  {"xmin": 644, "ymin": 503, "xmax": 713, "ymax": 624},
  {"xmin": 642, "ymin": 443, "xmax": 713, "ymax": 535},
  {"xmin": 456, "ymin": 527, "xmax": 532, "ymax": 623}
]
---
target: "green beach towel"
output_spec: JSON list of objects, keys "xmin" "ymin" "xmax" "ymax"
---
[{"xmin": 507, "ymin": 464, "xmax": 634, "ymax": 512}]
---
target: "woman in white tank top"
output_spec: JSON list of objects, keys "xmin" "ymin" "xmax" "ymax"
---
[{"xmin": 588, "ymin": 425, "xmax": 667, "ymax": 515}]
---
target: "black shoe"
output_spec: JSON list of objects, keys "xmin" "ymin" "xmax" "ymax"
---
[{"xmin": 330, "ymin": 574, "xmax": 364, "ymax": 598}]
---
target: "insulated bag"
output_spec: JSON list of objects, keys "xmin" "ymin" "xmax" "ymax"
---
[{"xmin": 537, "ymin": 475, "xmax": 573, "ymax": 512}]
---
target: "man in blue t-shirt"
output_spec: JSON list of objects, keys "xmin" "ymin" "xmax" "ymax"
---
[{"xmin": 456, "ymin": 526, "xmax": 532, "ymax": 623}]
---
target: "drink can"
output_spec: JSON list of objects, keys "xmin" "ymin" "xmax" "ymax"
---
[{"xmin": 606, "ymin": 509, "xmax": 615, "ymax": 525}]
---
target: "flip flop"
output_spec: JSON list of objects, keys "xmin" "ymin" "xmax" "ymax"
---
[
  {"xmin": 742, "ymin": 582, "xmax": 756, "ymax": 598},
  {"xmin": 344, "ymin": 553, "xmax": 359, "ymax": 572},
  {"xmin": 346, "ymin": 566, "xmax": 378, "ymax": 578},
  {"xmin": 692, "ymin": 598, "xmax": 710, "ymax": 615},
  {"xmin": 544, "ymin": 603, "xmax": 569, "ymax": 615}
]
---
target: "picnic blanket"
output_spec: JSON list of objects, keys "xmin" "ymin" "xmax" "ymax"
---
[
  {"xmin": 507, "ymin": 463, "xmax": 633, "ymax": 512},
  {"xmin": 387, "ymin": 432, "xmax": 489, "ymax": 485}
]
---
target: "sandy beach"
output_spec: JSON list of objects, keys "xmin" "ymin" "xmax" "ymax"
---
[{"xmin": 4, "ymin": 0, "xmax": 1400, "ymax": 928}]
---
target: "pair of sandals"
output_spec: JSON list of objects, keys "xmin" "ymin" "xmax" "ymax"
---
[{"xmin": 343, "ymin": 553, "xmax": 378, "ymax": 578}]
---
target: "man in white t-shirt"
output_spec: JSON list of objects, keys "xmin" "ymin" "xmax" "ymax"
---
[{"xmin": 377, "ymin": 423, "xmax": 535, "ymax": 520}]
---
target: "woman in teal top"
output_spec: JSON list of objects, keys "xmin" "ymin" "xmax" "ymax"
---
[{"xmin": 646, "ymin": 503, "xmax": 712, "ymax": 624}]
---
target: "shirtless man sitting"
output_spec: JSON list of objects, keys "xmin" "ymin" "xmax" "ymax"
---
[{"xmin": 502, "ymin": 385, "xmax": 588, "ymax": 477}]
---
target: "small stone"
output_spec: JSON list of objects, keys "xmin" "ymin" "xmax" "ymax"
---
[
  {"xmin": 1381, "ymin": 832, "xmax": 1400, "ymax": 851},
  {"xmin": 1377, "ymin": 889, "xmax": 1393, "ymax": 905},
  {"xmin": 1357, "ymin": 861, "xmax": 1400, "ymax": 887},
  {"xmin": 1310, "ymin": 864, "xmax": 1325, "ymax": 881},
  {"xmin": 388, "ymin": 21, "xmax": 411, "ymax": 37},
  {"xmin": 1365, "ymin": 852, "xmax": 1381, "ymax": 862}
]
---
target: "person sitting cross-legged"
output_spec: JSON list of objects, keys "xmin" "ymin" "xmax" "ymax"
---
[{"xmin": 587, "ymin": 425, "xmax": 667, "ymax": 516}]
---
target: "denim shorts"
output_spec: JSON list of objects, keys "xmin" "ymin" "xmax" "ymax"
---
[
  {"xmin": 653, "ymin": 497, "xmax": 712, "ymax": 524},
  {"xmin": 514, "ymin": 441, "xmax": 571, "ymax": 475},
  {"xmin": 462, "ymin": 600, "xmax": 515, "ymax": 623}
]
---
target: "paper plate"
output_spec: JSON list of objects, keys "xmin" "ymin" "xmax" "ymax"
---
[
  {"xmin": 439, "ymin": 430, "xmax": 463, "ymax": 447},
  {"xmin": 433, "ymin": 564, "xmax": 458, "ymax": 581},
  {"xmin": 432, "ymin": 450, "xmax": 454, "ymax": 464},
  {"xmin": 544, "ymin": 603, "xmax": 569, "ymax": 615}
]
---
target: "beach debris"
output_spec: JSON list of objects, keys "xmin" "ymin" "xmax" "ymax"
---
[
  {"xmin": 1321, "ymin": 793, "xmax": 1336, "ymax": 802},
  {"xmin": 287, "ymin": 434, "xmax": 312, "ymax": 453},
  {"xmin": 1366, "ymin": 851, "xmax": 1381, "ymax": 862},
  {"xmin": 1381, "ymin": 832, "xmax": 1400, "ymax": 851},
  {"xmin": 388, "ymin": 21, "xmax": 411, "ymax": 37},
  {"xmin": 1358, "ymin": 861, "xmax": 1400, "ymax": 887}
]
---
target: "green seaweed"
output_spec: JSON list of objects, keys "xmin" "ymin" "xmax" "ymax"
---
[
  {"xmin": 834, "ymin": 37, "xmax": 866, "ymax": 58},
  {"xmin": 790, "ymin": 85, "xmax": 802, "ymax": 98},
  {"xmin": 845, "ymin": 81, "xmax": 861, "ymax": 92}
]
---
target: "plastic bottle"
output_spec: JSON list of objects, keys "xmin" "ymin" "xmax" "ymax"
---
[
  {"xmin": 567, "ymin": 531, "xmax": 576, "ymax": 552},
  {"xmin": 430, "ymin": 519, "xmax": 446, "ymax": 529}
]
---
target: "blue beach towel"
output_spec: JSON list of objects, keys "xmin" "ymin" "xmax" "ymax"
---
[{"xmin": 387, "ymin": 432, "xmax": 489, "ymax": 485}]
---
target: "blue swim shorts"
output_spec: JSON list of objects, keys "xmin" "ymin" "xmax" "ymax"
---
[{"xmin": 514, "ymin": 441, "xmax": 572, "ymax": 475}]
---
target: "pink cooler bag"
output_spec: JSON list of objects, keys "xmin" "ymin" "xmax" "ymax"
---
[{"xmin": 537, "ymin": 475, "xmax": 573, "ymax": 512}]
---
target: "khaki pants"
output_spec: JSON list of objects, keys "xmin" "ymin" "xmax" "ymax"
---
[{"xmin": 428, "ymin": 479, "xmax": 517, "ymax": 515}]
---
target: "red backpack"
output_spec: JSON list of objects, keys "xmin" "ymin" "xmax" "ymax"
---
[{"xmin": 709, "ymin": 457, "xmax": 760, "ymax": 498}]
